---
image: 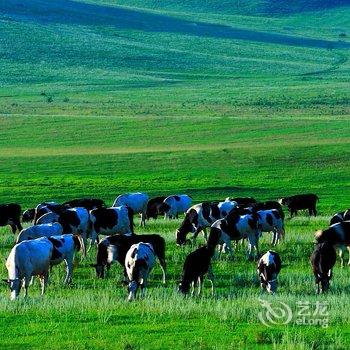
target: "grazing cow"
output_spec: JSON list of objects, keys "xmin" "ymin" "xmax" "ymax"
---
[
  {"xmin": 160, "ymin": 195, "xmax": 192, "ymax": 219},
  {"xmin": 330, "ymin": 209, "xmax": 350, "ymax": 226},
  {"xmin": 279, "ymin": 193, "xmax": 319, "ymax": 217},
  {"xmin": 176, "ymin": 200, "xmax": 238, "ymax": 245},
  {"xmin": 63, "ymin": 198, "xmax": 105, "ymax": 211},
  {"xmin": 257, "ymin": 209, "xmax": 285, "ymax": 246},
  {"xmin": 226, "ymin": 197, "xmax": 257, "ymax": 207},
  {"xmin": 89, "ymin": 206, "xmax": 134, "ymax": 245},
  {"xmin": 90, "ymin": 234, "xmax": 166, "ymax": 283},
  {"xmin": 22, "ymin": 208, "xmax": 35, "ymax": 223},
  {"xmin": 36, "ymin": 212, "xmax": 60, "ymax": 225},
  {"xmin": 145, "ymin": 196, "xmax": 167, "ymax": 220},
  {"xmin": 33, "ymin": 202, "xmax": 66, "ymax": 224},
  {"xmin": 257, "ymin": 251, "xmax": 282, "ymax": 294},
  {"xmin": 47, "ymin": 234, "xmax": 83, "ymax": 284},
  {"xmin": 16, "ymin": 222, "xmax": 63, "ymax": 243},
  {"xmin": 315, "ymin": 221, "xmax": 350, "ymax": 267},
  {"xmin": 310, "ymin": 242, "xmax": 336, "ymax": 294},
  {"xmin": 207, "ymin": 211, "xmax": 261, "ymax": 260},
  {"xmin": 125, "ymin": 242, "xmax": 156, "ymax": 301},
  {"xmin": 112, "ymin": 192, "xmax": 149, "ymax": 227},
  {"xmin": 178, "ymin": 246, "xmax": 215, "ymax": 296},
  {"xmin": 3, "ymin": 237, "xmax": 53, "ymax": 299},
  {"xmin": 0, "ymin": 203, "xmax": 23, "ymax": 234},
  {"xmin": 57, "ymin": 207, "xmax": 90, "ymax": 257}
]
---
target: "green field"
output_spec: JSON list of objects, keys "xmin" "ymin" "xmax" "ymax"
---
[{"xmin": 0, "ymin": 0, "xmax": 350, "ymax": 349}]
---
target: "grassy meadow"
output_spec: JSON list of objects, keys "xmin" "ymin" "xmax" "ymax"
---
[{"xmin": 0, "ymin": 0, "xmax": 350, "ymax": 349}]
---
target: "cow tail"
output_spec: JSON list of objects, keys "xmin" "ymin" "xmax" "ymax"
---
[{"xmin": 127, "ymin": 206, "xmax": 135, "ymax": 234}]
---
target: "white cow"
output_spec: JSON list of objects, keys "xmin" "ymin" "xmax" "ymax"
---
[
  {"xmin": 161, "ymin": 195, "xmax": 192, "ymax": 219},
  {"xmin": 47, "ymin": 234, "xmax": 83, "ymax": 284},
  {"xmin": 125, "ymin": 242, "xmax": 156, "ymax": 301},
  {"xmin": 16, "ymin": 222, "xmax": 63, "ymax": 243},
  {"xmin": 3, "ymin": 237, "xmax": 53, "ymax": 300},
  {"xmin": 112, "ymin": 192, "xmax": 149, "ymax": 227}
]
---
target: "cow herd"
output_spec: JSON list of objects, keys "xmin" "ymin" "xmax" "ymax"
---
[{"xmin": 0, "ymin": 192, "xmax": 348, "ymax": 300}]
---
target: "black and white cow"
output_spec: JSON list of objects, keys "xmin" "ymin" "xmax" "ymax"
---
[
  {"xmin": 47, "ymin": 234, "xmax": 83, "ymax": 284},
  {"xmin": 89, "ymin": 206, "xmax": 134, "ymax": 245},
  {"xmin": 33, "ymin": 202, "xmax": 66, "ymax": 224},
  {"xmin": 310, "ymin": 242, "xmax": 336, "ymax": 294},
  {"xmin": 207, "ymin": 211, "xmax": 261, "ymax": 260},
  {"xmin": 22, "ymin": 208, "xmax": 35, "ymax": 223},
  {"xmin": 178, "ymin": 245, "xmax": 215, "ymax": 296},
  {"xmin": 63, "ymin": 198, "xmax": 105, "ymax": 211},
  {"xmin": 16, "ymin": 222, "xmax": 63, "ymax": 243},
  {"xmin": 3, "ymin": 237, "xmax": 53, "ymax": 299},
  {"xmin": 160, "ymin": 195, "xmax": 192, "ymax": 219},
  {"xmin": 145, "ymin": 196, "xmax": 167, "ymax": 220},
  {"xmin": 0, "ymin": 203, "xmax": 22, "ymax": 234},
  {"xmin": 251, "ymin": 201, "xmax": 284, "ymax": 219},
  {"xmin": 257, "ymin": 209, "xmax": 285, "ymax": 246},
  {"xmin": 36, "ymin": 212, "xmax": 60, "ymax": 225},
  {"xmin": 90, "ymin": 234, "xmax": 166, "ymax": 282},
  {"xmin": 225, "ymin": 197, "xmax": 257, "ymax": 207},
  {"xmin": 176, "ymin": 200, "xmax": 238, "ymax": 245},
  {"xmin": 315, "ymin": 221, "xmax": 350, "ymax": 267},
  {"xmin": 257, "ymin": 251, "xmax": 282, "ymax": 294},
  {"xmin": 125, "ymin": 242, "xmax": 156, "ymax": 301},
  {"xmin": 112, "ymin": 192, "xmax": 149, "ymax": 227},
  {"xmin": 279, "ymin": 193, "xmax": 319, "ymax": 217},
  {"xmin": 330, "ymin": 209, "xmax": 350, "ymax": 226}
]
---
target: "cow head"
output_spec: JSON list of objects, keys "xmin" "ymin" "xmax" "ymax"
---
[
  {"xmin": 3, "ymin": 278, "xmax": 21, "ymax": 300},
  {"xmin": 127, "ymin": 280, "xmax": 138, "ymax": 301},
  {"xmin": 158, "ymin": 202, "xmax": 170, "ymax": 214},
  {"xmin": 22, "ymin": 208, "xmax": 35, "ymax": 223},
  {"xmin": 178, "ymin": 281, "xmax": 190, "ymax": 295},
  {"xmin": 90, "ymin": 263, "xmax": 105, "ymax": 278},
  {"xmin": 315, "ymin": 270, "xmax": 332, "ymax": 294}
]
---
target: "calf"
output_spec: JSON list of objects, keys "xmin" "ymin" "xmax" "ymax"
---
[
  {"xmin": 47, "ymin": 234, "xmax": 82, "ymax": 284},
  {"xmin": 279, "ymin": 193, "xmax": 319, "ymax": 217},
  {"xmin": 113, "ymin": 192, "xmax": 149, "ymax": 227},
  {"xmin": 160, "ymin": 194, "xmax": 192, "ymax": 219},
  {"xmin": 3, "ymin": 237, "xmax": 53, "ymax": 299},
  {"xmin": 176, "ymin": 200, "xmax": 238, "ymax": 245},
  {"xmin": 257, "ymin": 209, "xmax": 285, "ymax": 245},
  {"xmin": 125, "ymin": 243, "xmax": 156, "ymax": 301},
  {"xmin": 310, "ymin": 242, "xmax": 336, "ymax": 294},
  {"xmin": 330, "ymin": 209, "xmax": 350, "ymax": 226},
  {"xmin": 315, "ymin": 221, "xmax": 350, "ymax": 267},
  {"xmin": 207, "ymin": 211, "xmax": 261, "ymax": 260},
  {"xmin": 257, "ymin": 251, "xmax": 282, "ymax": 294},
  {"xmin": 178, "ymin": 246, "xmax": 214, "ymax": 296},
  {"xmin": 91, "ymin": 234, "xmax": 166, "ymax": 282},
  {"xmin": 16, "ymin": 222, "xmax": 63, "ymax": 243},
  {"xmin": 0, "ymin": 203, "xmax": 22, "ymax": 234},
  {"xmin": 145, "ymin": 196, "xmax": 167, "ymax": 220},
  {"xmin": 89, "ymin": 206, "xmax": 134, "ymax": 245},
  {"xmin": 63, "ymin": 198, "xmax": 105, "ymax": 210},
  {"xmin": 22, "ymin": 208, "xmax": 35, "ymax": 223}
]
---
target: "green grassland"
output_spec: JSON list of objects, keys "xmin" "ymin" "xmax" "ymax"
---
[{"xmin": 0, "ymin": 0, "xmax": 350, "ymax": 349}]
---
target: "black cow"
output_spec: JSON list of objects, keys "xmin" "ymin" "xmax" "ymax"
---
[
  {"xmin": 178, "ymin": 245, "xmax": 214, "ymax": 296},
  {"xmin": 0, "ymin": 203, "xmax": 22, "ymax": 234},
  {"xmin": 310, "ymin": 242, "xmax": 336, "ymax": 294},
  {"xmin": 279, "ymin": 193, "xmax": 319, "ymax": 217},
  {"xmin": 250, "ymin": 201, "xmax": 284, "ymax": 219},
  {"xmin": 90, "ymin": 234, "xmax": 166, "ymax": 282},
  {"xmin": 226, "ymin": 197, "xmax": 257, "ymax": 207},
  {"xmin": 257, "ymin": 251, "xmax": 282, "ymax": 294},
  {"xmin": 63, "ymin": 198, "xmax": 105, "ymax": 211},
  {"xmin": 145, "ymin": 196, "xmax": 166, "ymax": 220},
  {"xmin": 315, "ymin": 221, "xmax": 350, "ymax": 267},
  {"xmin": 330, "ymin": 209, "xmax": 350, "ymax": 226}
]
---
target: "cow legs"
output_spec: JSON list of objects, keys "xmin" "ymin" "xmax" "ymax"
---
[
  {"xmin": 158, "ymin": 257, "xmax": 166, "ymax": 284},
  {"xmin": 197, "ymin": 276, "xmax": 203, "ymax": 296},
  {"xmin": 39, "ymin": 272, "xmax": 49, "ymax": 296},
  {"xmin": 140, "ymin": 212, "xmax": 146, "ymax": 227},
  {"xmin": 64, "ymin": 257, "xmax": 73, "ymax": 284},
  {"xmin": 339, "ymin": 246, "xmax": 345, "ymax": 268},
  {"xmin": 247, "ymin": 234, "xmax": 258, "ymax": 261},
  {"xmin": 9, "ymin": 223, "xmax": 17, "ymax": 234},
  {"xmin": 347, "ymin": 246, "xmax": 350, "ymax": 266},
  {"xmin": 207, "ymin": 264, "xmax": 215, "ymax": 296},
  {"xmin": 221, "ymin": 233, "xmax": 234, "ymax": 259}
]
